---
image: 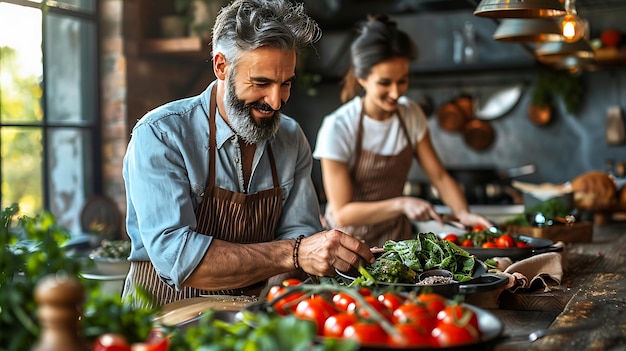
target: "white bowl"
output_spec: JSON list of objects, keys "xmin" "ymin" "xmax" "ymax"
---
[{"xmin": 90, "ymin": 257, "xmax": 131, "ymax": 276}]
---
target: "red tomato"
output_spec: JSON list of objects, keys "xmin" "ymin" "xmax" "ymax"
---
[
  {"xmin": 472, "ymin": 225, "xmax": 486, "ymax": 232},
  {"xmin": 392, "ymin": 302, "xmax": 437, "ymax": 333},
  {"xmin": 601, "ymin": 29, "xmax": 622, "ymax": 47},
  {"xmin": 442, "ymin": 234, "xmax": 459, "ymax": 245},
  {"xmin": 294, "ymin": 296, "xmax": 338, "ymax": 335},
  {"xmin": 93, "ymin": 334, "xmax": 131, "ymax": 351},
  {"xmin": 132, "ymin": 330, "xmax": 170, "ymax": 351},
  {"xmin": 343, "ymin": 322, "xmax": 389, "ymax": 346},
  {"xmin": 266, "ymin": 279, "xmax": 305, "ymax": 315},
  {"xmin": 390, "ymin": 323, "xmax": 435, "ymax": 348},
  {"xmin": 378, "ymin": 292, "xmax": 406, "ymax": 311},
  {"xmin": 436, "ymin": 304, "xmax": 480, "ymax": 333},
  {"xmin": 323, "ymin": 312, "xmax": 357, "ymax": 338},
  {"xmin": 282, "ymin": 278, "xmax": 303, "ymax": 286},
  {"xmin": 332, "ymin": 292, "xmax": 357, "ymax": 312},
  {"xmin": 357, "ymin": 295, "xmax": 393, "ymax": 322},
  {"xmin": 461, "ymin": 239, "xmax": 474, "ymax": 247},
  {"xmin": 131, "ymin": 336, "xmax": 169, "ymax": 351},
  {"xmin": 416, "ymin": 293, "xmax": 447, "ymax": 316},
  {"xmin": 432, "ymin": 322, "xmax": 480, "ymax": 347},
  {"xmin": 358, "ymin": 287, "xmax": 373, "ymax": 297},
  {"xmin": 495, "ymin": 234, "xmax": 515, "ymax": 248},
  {"xmin": 516, "ymin": 241, "xmax": 531, "ymax": 248},
  {"xmin": 481, "ymin": 242, "xmax": 498, "ymax": 248}
]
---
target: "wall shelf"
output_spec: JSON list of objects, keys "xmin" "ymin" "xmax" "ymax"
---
[
  {"xmin": 138, "ymin": 37, "xmax": 212, "ymax": 62},
  {"xmin": 593, "ymin": 47, "xmax": 626, "ymax": 66}
]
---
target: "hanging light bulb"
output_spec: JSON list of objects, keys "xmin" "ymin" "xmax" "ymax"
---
[{"xmin": 561, "ymin": 0, "xmax": 585, "ymax": 42}]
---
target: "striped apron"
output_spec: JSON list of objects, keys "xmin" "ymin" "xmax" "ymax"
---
[
  {"xmin": 123, "ymin": 86, "xmax": 283, "ymax": 308},
  {"xmin": 324, "ymin": 107, "xmax": 415, "ymax": 248}
]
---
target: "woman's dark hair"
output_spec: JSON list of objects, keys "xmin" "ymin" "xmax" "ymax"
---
[{"xmin": 341, "ymin": 14, "xmax": 418, "ymax": 103}]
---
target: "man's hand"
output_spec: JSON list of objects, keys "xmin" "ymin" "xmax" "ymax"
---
[{"xmin": 296, "ymin": 229, "xmax": 375, "ymax": 276}]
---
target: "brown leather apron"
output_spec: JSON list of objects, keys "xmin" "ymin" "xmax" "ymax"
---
[
  {"xmin": 123, "ymin": 87, "xmax": 283, "ymax": 308},
  {"xmin": 325, "ymin": 107, "xmax": 415, "ymax": 248}
]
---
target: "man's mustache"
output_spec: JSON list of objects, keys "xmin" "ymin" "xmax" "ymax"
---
[{"xmin": 250, "ymin": 101, "xmax": 284, "ymax": 113}]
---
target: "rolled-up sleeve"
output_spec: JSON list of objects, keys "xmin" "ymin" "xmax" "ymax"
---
[{"xmin": 123, "ymin": 114, "xmax": 212, "ymax": 290}]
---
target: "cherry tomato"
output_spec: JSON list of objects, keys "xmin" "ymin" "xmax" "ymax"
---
[
  {"xmin": 357, "ymin": 295, "xmax": 393, "ymax": 322},
  {"xmin": 358, "ymin": 287, "xmax": 373, "ymax": 297},
  {"xmin": 472, "ymin": 225, "xmax": 486, "ymax": 232},
  {"xmin": 323, "ymin": 312, "xmax": 357, "ymax": 338},
  {"xmin": 416, "ymin": 293, "xmax": 447, "ymax": 316},
  {"xmin": 282, "ymin": 278, "xmax": 303, "ymax": 286},
  {"xmin": 516, "ymin": 241, "xmax": 532, "ymax": 248},
  {"xmin": 442, "ymin": 234, "xmax": 459, "ymax": 245},
  {"xmin": 131, "ymin": 333, "xmax": 169, "ymax": 351},
  {"xmin": 343, "ymin": 322, "xmax": 389, "ymax": 346},
  {"xmin": 436, "ymin": 304, "xmax": 480, "ymax": 333},
  {"xmin": 266, "ymin": 279, "xmax": 305, "ymax": 315},
  {"xmin": 93, "ymin": 333, "xmax": 131, "ymax": 351},
  {"xmin": 392, "ymin": 302, "xmax": 437, "ymax": 333},
  {"xmin": 332, "ymin": 292, "xmax": 357, "ymax": 312},
  {"xmin": 294, "ymin": 296, "xmax": 338, "ymax": 335},
  {"xmin": 461, "ymin": 239, "xmax": 474, "ymax": 247},
  {"xmin": 481, "ymin": 242, "xmax": 498, "ymax": 248},
  {"xmin": 495, "ymin": 234, "xmax": 515, "ymax": 248},
  {"xmin": 390, "ymin": 323, "xmax": 435, "ymax": 348},
  {"xmin": 432, "ymin": 322, "xmax": 480, "ymax": 347},
  {"xmin": 378, "ymin": 292, "xmax": 406, "ymax": 311}
]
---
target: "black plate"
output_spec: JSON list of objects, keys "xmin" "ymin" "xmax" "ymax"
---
[
  {"xmin": 243, "ymin": 301, "xmax": 504, "ymax": 351},
  {"xmin": 460, "ymin": 234, "xmax": 561, "ymax": 261},
  {"xmin": 335, "ymin": 259, "xmax": 508, "ymax": 298}
]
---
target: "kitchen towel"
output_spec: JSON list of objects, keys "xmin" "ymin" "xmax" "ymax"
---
[{"xmin": 493, "ymin": 241, "xmax": 565, "ymax": 293}]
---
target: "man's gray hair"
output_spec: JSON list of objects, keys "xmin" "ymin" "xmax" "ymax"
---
[{"xmin": 212, "ymin": 0, "xmax": 321, "ymax": 65}]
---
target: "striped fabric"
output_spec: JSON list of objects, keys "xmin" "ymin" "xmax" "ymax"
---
[
  {"xmin": 324, "ymin": 108, "xmax": 415, "ymax": 248},
  {"xmin": 123, "ymin": 86, "xmax": 283, "ymax": 308}
]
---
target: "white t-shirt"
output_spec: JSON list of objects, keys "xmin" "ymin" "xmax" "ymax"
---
[{"xmin": 313, "ymin": 96, "xmax": 429, "ymax": 169}]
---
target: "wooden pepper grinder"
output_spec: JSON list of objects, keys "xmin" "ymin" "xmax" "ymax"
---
[{"xmin": 32, "ymin": 274, "xmax": 90, "ymax": 351}]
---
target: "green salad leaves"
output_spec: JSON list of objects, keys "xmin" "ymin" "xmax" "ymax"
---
[{"xmin": 355, "ymin": 232, "xmax": 476, "ymax": 285}]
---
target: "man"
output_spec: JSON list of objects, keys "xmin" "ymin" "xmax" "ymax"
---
[{"xmin": 122, "ymin": 0, "xmax": 374, "ymax": 308}]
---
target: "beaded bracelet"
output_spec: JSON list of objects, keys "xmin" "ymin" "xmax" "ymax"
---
[{"xmin": 293, "ymin": 234, "xmax": 305, "ymax": 270}]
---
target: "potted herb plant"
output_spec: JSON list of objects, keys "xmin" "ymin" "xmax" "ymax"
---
[{"xmin": 174, "ymin": 0, "xmax": 227, "ymax": 39}]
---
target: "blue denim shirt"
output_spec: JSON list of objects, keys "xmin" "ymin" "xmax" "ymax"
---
[{"xmin": 123, "ymin": 81, "xmax": 323, "ymax": 289}]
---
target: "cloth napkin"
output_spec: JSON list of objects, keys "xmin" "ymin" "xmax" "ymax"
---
[{"xmin": 492, "ymin": 241, "xmax": 565, "ymax": 293}]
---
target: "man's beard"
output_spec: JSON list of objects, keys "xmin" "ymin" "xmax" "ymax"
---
[{"xmin": 223, "ymin": 73, "xmax": 282, "ymax": 144}]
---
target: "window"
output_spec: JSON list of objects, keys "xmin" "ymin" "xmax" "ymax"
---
[{"xmin": 0, "ymin": 0, "xmax": 100, "ymax": 234}]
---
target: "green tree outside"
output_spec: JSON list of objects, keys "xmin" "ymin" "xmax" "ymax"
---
[{"xmin": 0, "ymin": 46, "xmax": 43, "ymax": 215}]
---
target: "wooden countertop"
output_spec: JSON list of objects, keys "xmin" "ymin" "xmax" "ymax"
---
[{"xmin": 487, "ymin": 222, "xmax": 626, "ymax": 350}]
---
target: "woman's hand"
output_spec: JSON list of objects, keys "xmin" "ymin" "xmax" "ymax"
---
[
  {"xmin": 455, "ymin": 212, "xmax": 492, "ymax": 229},
  {"xmin": 395, "ymin": 196, "xmax": 441, "ymax": 222}
]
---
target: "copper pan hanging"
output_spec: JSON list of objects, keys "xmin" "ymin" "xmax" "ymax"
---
[
  {"xmin": 437, "ymin": 100, "xmax": 469, "ymax": 132},
  {"xmin": 463, "ymin": 119, "xmax": 496, "ymax": 151}
]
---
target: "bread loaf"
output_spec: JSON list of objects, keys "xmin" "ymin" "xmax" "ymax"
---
[{"xmin": 571, "ymin": 171, "xmax": 616, "ymax": 210}]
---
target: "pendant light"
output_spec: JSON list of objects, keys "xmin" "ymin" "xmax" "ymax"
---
[
  {"xmin": 560, "ymin": 0, "xmax": 586, "ymax": 42},
  {"xmin": 474, "ymin": 0, "xmax": 566, "ymax": 18},
  {"xmin": 493, "ymin": 18, "xmax": 564, "ymax": 42},
  {"xmin": 535, "ymin": 40, "xmax": 594, "ymax": 58}
]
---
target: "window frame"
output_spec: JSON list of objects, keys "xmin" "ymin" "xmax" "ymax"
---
[{"xmin": 0, "ymin": 0, "xmax": 101, "ymax": 230}]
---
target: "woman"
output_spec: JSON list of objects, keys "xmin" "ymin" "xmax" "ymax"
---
[{"xmin": 313, "ymin": 14, "xmax": 491, "ymax": 248}]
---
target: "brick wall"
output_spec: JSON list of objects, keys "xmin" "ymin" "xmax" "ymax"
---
[
  {"xmin": 100, "ymin": 0, "xmax": 215, "ymax": 237},
  {"xmin": 100, "ymin": 0, "xmax": 127, "ymax": 237}
]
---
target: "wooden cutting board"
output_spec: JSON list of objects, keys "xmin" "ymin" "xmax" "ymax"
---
[{"xmin": 154, "ymin": 295, "xmax": 257, "ymax": 326}]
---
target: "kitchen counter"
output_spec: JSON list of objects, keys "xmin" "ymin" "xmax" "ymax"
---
[
  {"xmin": 486, "ymin": 222, "xmax": 626, "ymax": 350},
  {"xmin": 434, "ymin": 204, "xmax": 524, "ymax": 224}
]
